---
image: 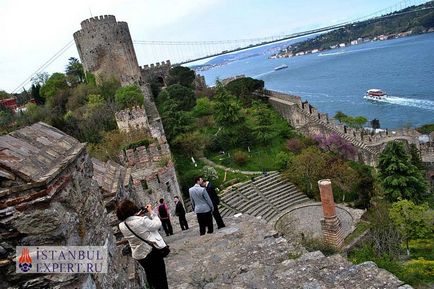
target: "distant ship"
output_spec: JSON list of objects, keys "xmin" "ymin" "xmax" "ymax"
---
[
  {"xmin": 274, "ymin": 64, "xmax": 288, "ymax": 71},
  {"xmin": 364, "ymin": 89, "xmax": 387, "ymax": 100}
]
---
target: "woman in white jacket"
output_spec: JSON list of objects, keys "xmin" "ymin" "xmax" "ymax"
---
[{"xmin": 117, "ymin": 199, "xmax": 169, "ymax": 289}]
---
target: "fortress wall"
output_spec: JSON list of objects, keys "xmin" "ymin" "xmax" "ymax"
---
[{"xmin": 140, "ymin": 60, "xmax": 172, "ymax": 83}]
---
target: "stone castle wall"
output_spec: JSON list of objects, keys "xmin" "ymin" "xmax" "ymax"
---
[
  {"xmin": 264, "ymin": 89, "xmax": 426, "ymax": 166},
  {"xmin": 73, "ymin": 15, "xmax": 141, "ymax": 85},
  {"xmin": 0, "ymin": 123, "xmax": 145, "ymax": 289},
  {"xmin": 140, "ymin": 60, "xmax": 171, "ymax": 84}
]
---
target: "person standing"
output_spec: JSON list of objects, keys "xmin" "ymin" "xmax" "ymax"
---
[
  {"xmin": 158, "ymin": 198, "xmax": 173, "ymax": 236},
  {"xmin": 117, "ymin": 200, "xmax": 169, "ymax": 289},
  {"xmin": 174, "ymin": 196, "xmax": 189, "ymax": 230},
  {"xmin": 203, "ymin": 179, "xmax": 226, "ymax": 229},
  {"xmin": 189, "ymin": 176, "xmax": 214, "ymax": 236}
]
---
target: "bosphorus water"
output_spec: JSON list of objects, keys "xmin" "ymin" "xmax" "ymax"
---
[{"xmin": 198, "ymin": 33, "xmax": 434, "ymax": 129}]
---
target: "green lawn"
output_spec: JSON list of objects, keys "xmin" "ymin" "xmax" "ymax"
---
[
  {"xmin": 173, "ymin": 152, "xmax": 257, "ymax": 199},
  {"xmin": 208, "ymin": 138, "xmax": 286, "ymax": 172}
]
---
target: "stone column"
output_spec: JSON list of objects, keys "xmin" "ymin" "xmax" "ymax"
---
[{"xmin": 318, "ymin": 179, "xmax": 344, "ymax": 248}]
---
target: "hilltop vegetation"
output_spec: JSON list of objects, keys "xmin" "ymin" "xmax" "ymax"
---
[{"xmin": 277, "ymin": 1, "xmax": 434, "ymax": 56}]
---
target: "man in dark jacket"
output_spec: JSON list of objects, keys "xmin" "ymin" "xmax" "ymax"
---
[
  {"xmin": 174, "ymin": 196, "xmax": 189, "ymax": 230},
  {"xmin": 203, "ymin": 179, "xmax": 225, "ymax": 229}
]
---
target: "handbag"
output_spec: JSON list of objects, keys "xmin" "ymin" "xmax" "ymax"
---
[{"xmin": 124, "ymin": 221, "xmax": 170, "ymax": 258}]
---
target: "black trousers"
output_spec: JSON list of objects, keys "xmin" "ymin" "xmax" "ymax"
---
[
  {"xmin": 196, "ymin": 211, "xmax": 213, "ymax": 235},
  {"xmin": 212, "ymin": 205, "xmax": 225, "ymax": 229},
  {"xmin": 178, "ymin": 214, "xmax": 189, "ymax": 230},
  {"xmin": 161, "ymin": 219, "xmax": 173, "ymax": 236},
  {"xmin": 138, "ymin": 248, "xmax": 169, "ymax": 289}
]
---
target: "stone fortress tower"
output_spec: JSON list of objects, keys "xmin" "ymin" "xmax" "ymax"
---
[
  {"xmin": 73, "ymin": 15, "xmax": 183, "ymax": 212},
  {"xmin": 73, "ymin": 15, "xmax": 141, "ymax": 84}
]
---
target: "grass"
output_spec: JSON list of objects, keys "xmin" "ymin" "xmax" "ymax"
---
[
  {"xmin": 208, "ymin": 138, "xmax": 286, "ymax": 172},
  {"xmin": 349, "ymin": 239, "xmax": 434, "ymax": 288},
  {"xmin": 173, "ymin": 151, "xmax": 257, "ymax": 199}
]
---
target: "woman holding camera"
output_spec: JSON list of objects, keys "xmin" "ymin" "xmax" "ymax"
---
[{"xmin": 117, "ymin": 199, "xmax": 169, "ymax": 289}]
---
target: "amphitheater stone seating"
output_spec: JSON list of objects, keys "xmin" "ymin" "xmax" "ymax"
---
[{"xmin": 219, "ymin": 173, "xmax": 310, "ymax": 222}]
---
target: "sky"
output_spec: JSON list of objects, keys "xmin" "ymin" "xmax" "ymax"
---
[{"xmin": 0, "ymin": 0, "xmax": 424, "ymax": 93}]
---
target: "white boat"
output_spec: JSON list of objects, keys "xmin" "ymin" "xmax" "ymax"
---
[
  {"xmin": 364, "ymin": 89, "xmax": 387, "ymax": 100},
  {"xmin": 274, "ymin": 64, "xmax": 288, "ymax": 71}
]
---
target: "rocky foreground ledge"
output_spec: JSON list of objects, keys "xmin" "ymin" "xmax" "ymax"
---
[{"xmin": 165, "ymin": 214, "xmax": 411, "ymax": 289}]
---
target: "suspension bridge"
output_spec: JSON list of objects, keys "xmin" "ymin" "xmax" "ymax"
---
[{"xmin": 11, "ymin": 0, "xmax": 433, "ymax": 93}]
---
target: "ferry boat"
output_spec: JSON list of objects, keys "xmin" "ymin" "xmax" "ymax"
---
[
  {"xmin": 274, "ymin": 64, "xmax": 288, "ymax": 71},
  {"xmin": 364, "ymin": 89, "xmax": 387, "ymax": 100}
]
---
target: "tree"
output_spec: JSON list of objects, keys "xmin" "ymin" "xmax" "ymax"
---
[
  {"xmin": 40, "ymin": 73, "xmax": 68, "ymax": 107},
  {"xmin": 389, "ymin": 199, "xmax": 433, "ymax": 256},
  {"xmin": 334, "ymin": 111, "xmax": 347, "ymax": 123},
  {"xmin": 172, "ymin": 131, "xmax": 208, "ymax": 157},
  {"xmin": 31, "ymin": 72, "xmax": 49, "ymax": 86},
  {"xmin": 250, "ymin": 103, "xmax": 278, "ymax": 144},
  {"xmin": 0, "ymin": 90, "xmax": 10, "ymax": 100},
  {"xmin": 408, "ymin": 143, "xmax": 424, "ymax": 170},
  {"xmin": 225, "ymin": 77, "xmax": 264, "ymax": 105},
  {"xmin": 159, "ymin": 84, "xmax": 196, "ymax": 111},
  {"xmin": 167, "ymin": 66, "xmax": 195, "ymax": 88},
  {"xmin": 378, "ymin": 141, "xmax": 428, "ymax": 203},
  {"xmin": 284, "ymin": 147, "xmax": 328, "ymax": 198},
  {"xmin": 115, "ymin": 84, "xmax": 143, "ymax": 109},
  {"xmin": 214, "ymin": 83, "xmax": 243, "ymax": 127},
  {"xmin": 65, "ymin": 57, "xmax": 85, "ymax": 85},
  {"xmin": 314, "ymin": 133, "xmax": 357, "ymax": 159}
]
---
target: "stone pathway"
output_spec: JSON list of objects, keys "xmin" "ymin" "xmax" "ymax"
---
[
  {"xmin": 199, "ymin": 157, "xmax": 274, "ymax": 175},
  {"xmin": 163, "ymin": 213, "xmax": 411, "ymax": 289}
]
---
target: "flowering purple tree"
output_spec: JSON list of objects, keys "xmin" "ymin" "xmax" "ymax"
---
[{"xmin": 314, "ymin": 133, "xmax": 357, "ymax": 159}]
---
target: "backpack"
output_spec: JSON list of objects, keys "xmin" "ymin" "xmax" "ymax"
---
[{"xmin": 158, "ymin": 204, "xmax": 168, "ymax": 219}]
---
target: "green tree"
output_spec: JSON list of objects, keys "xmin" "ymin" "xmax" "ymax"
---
[
  {"xmin": 408, "ymin": 143, "xmax": 424, "ymax": 170},
  {"xmin": 159, "ymin": 84, "xmax": 196, "ymax": 111},
  {"xmin": 214, "ymin": 83, "xmax": 243, "ymax": 127},
  {"xmin": 389, "ymin": 199, "xmax": 433, "ymax": 256},
  {"xmin": 65, "ymin": 57, "xmax": 85, "ymax": 85},
  {"xmin": 167, "ymin": 66, "xmax": 195, "ymax": 88},
  {"xmin": 334, "ymin": 111, "xmax": 347, "ymax": 123},
  {"xmin": 225, "ymin": 77, "xmax": 264, "ymax": 105},
  {"xmin": 115, "ymin": 84, "xmax": 143, "ymax": 109},
  {"xmin": 250, "ymin": 103, "xmax": 278, "ymax": 144},
  {"xmin": 378, "ymin": 142, "xmax": 428, "ymax": 203},
  {"xmin": 40, "ymin": 73, "xmax": 68, "ymax": 107},
  {"xmin": 0, "ymin": 90, "xmax": 10, "ymax": 100},
  {"xmin": 172, "ymin": 131, "xmax": 208, "ymax": 157},
  {"xmin": 284, "ymin": 147, "xmax": 328, "ymax": 198}
]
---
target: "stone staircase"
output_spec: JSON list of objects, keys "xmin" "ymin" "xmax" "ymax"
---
[{"xmin": 219, "ymin": 172, "xmax": 310, "ymax": 222}]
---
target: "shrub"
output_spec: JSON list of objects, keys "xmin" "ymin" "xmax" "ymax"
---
[
  {"xmin": 115, "ymin": 84, "xmax": 143, "ymax": 109},
  {"xmin": 202, "ymin": 166, "xmax": 219, "ymax": 181},
  {"xmin": 233, "ymin": 150, "xmax": 249, "ymax": 166},
  {"xmin": 301, "ymin": 237, "xmax": 338, "ymax": 256},
  {"xmin": 286, "ymin": 138, "xmax": 304, "ymax": 153},
  {"xmin": 275, "ymin": 151, "xmax": 292, "ymax": 171}
]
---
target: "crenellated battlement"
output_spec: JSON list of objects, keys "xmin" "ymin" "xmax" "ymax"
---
[
  {"xmin": 263, "ymin": 89, "xmax": 428, "ymax": 166},
  {"xmin": 80, "ymin": 15, "xmax": 117, "ymax": 29},
  {"xmin": 140, "ymin": 60, "xmax": 171, "ymax": 70},
  {"xmin": 115, "ymin": 106, "xmax": 149, "ymax": 132}
]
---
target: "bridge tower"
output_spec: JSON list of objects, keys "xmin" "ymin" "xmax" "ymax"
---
[{"xmin": 73, "ymin": 15, "xmax": 141, "ymax": 85}]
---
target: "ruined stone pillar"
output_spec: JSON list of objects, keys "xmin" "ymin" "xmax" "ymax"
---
[{"xmin": 318, "ymin": 179, "xmax": 344, "ymax": 248}]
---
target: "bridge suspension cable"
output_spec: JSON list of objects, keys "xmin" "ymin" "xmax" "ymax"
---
[{"xmin": 11, "ymin": 40, "xmax": 74, "ymax": 94}]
